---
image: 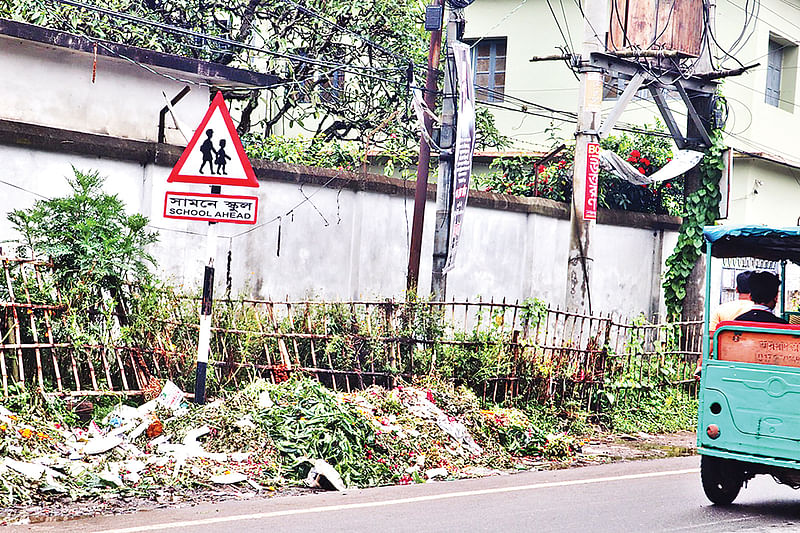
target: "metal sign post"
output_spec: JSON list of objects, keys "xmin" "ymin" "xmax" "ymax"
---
[
  {"xmin": 195, "ymin": 207, "xmax": 218, "ymax": 405},
  {"xmin": 164, "ymin": 91, "xmax": 259, "ymax": 405}
]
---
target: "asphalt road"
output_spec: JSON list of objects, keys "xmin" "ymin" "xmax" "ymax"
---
[{"xmin": 11, "ymin": 455, "xmax": 800, "ymax": 533}]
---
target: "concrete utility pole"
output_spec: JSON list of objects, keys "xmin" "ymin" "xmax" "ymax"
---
[
  {"xmin": 407, "ymin": 0, "xmax": 445, "ymax": 294},
  {"xmin": 431, "ymin": 10, "xmax": 460, "ymax": 301},
  {"xmin": 565, "ymin": 0, "xmax": 608, "ymax": 313}
]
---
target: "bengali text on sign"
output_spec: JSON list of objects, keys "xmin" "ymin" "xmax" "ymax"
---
[
  {"xmin": 584, "ymin": 142, "xmax": 600, "ymax": 221},
  {"xmin": 163, "ymin": 191, "xmax": 258, "ymax": 225}
]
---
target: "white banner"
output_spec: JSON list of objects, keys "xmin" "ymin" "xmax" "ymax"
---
[
  {"xmin": 443, "ymin": 42, "xmax": 477, "ymax": 273},
  {"xmin": 599, "ymin": 149, "xmax": 704, "ymax": 185}
]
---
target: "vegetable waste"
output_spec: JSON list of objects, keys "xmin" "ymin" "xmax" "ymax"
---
[{"xmin": 0, "ymin": 377, "xmax": 580, "ymax": 521}]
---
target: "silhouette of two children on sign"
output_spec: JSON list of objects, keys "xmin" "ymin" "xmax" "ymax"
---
[{"xmin": 198, "ymin": 129, "xmax": 232, "ymax": 174}]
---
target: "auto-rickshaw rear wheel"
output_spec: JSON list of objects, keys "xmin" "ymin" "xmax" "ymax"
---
[{"xmin": 701, "ymin": 455, "xmax": 743, "ymax": 505}]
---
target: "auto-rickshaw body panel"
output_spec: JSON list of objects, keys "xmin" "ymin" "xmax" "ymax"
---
[{"xmin": 699, "ymin": 360, "xmax": 800, "ymax": 462}]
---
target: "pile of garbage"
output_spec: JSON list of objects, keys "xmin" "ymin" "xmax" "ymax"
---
[{"xmin": 0, "ymin": 377, "xmax": 580, "ymax": 515}]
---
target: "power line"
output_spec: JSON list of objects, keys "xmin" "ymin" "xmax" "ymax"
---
[
  {"xmin": 230, "ymin": 175, "xmax": 342, "ymax": 239},
  {"xmin": 0, "ymin": 178, "xmax": 51, "ymax": 200},
  {"xmin": 274, "ymin": 0, "xmax": 433, "ymax": 76},
  {"xmin": 479, "ymin": 99, "xmax": 674, "ymax": 139},
  {"xmin": 468, "ymin": 0, "xmax": 530, "ymax": 49},
  {"xmin": 558, "ymin": 0, "xmax": 575, "ymax": 53},
  {"xmin": 545, "ymin": 0, "xmax": 574, "ymax": 54}
]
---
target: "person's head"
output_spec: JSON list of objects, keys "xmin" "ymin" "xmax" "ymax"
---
[
  {"xmin": 206, "ymin": 129, "xmax": 213, "ymax": 137},
  {"xmin": 219, "ymin": 139, "xmax": 226, "ymax": 148},
  {"xmin": 748, "ymin": 271, "xmax": 781, "ymax": 308},
  {"xmin": 736, "ymin": 271, "xmax": 752, "ymax": 299}
]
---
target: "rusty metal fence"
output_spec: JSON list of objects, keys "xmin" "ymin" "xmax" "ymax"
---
[{"xmin": 0, "ymin": 256, "xmax": 701, "ymax": 409}]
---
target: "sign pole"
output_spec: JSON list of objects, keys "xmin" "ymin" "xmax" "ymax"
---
[
  {"xmin": 163, "ymin": 91, "xmax": 259, "ymax": 403},
  {"xmin": 195, "ymin": 185, "xmax": 220, "ymax": 404}
]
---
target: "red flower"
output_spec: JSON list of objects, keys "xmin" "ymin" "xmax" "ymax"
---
[
  {"xmin": 638, "ymin": 167, "xmax": 646, "ymax": 174},
  {"xmin": 641, "ymin": 157, "xmax": 650, "ymax": 166},
  {"xmin": 537, "ymin": 164, "xmax": 546, "ymax": 173},
  {"xmin": 627, "ymin": 156, "xmax": 638, "ymax": 163},
  {"xmin": 630, "ymin": 149, "xmax": 641, "ymax": 158},
  {"xmin": 665, "ymin": 183, "xmax": 672, "ymax": 189}
]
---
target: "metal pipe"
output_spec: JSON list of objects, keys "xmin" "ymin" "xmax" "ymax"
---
[{"xmin": 158, "ymin": 86, "xmax": 191, "ymax": 144}]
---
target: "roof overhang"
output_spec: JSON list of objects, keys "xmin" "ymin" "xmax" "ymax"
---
[{"xmin": 733, "ymin": 148, "xmax": 800, "ymax": 172}]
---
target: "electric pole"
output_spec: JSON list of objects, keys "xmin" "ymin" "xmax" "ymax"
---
[
  {"xmin": 565, "ymin": 0, "xmax": 608, "ymax": 313},
  {"xmin": 407, "ymin": 0, "xmax": 445, "ymax": 294},
  {"xmin": 431, "ymin": 10, "xmax": 460, "ymax": 301}
]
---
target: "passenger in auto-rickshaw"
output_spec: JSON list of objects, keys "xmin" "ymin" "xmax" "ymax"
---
[
  {"xmin": 710, "ymin": 271, "xmax": 753, "ymax": 330},
  {"xmin": 734, "ymin": 271, "xmax": 787, "ymax": 324}
]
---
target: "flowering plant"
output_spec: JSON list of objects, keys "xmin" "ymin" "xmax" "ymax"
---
[{"xmin": 479, "ymin": 124, "xmax": 682, "ymax": 216}]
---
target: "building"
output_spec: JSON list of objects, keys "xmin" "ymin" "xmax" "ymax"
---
[
  {"xmin": 464, "ymin": 0, "xmax": 800, "ymax": 225},
  {"xmin": 463, "ymin": 0, "xmax": 800, "ymax": 305}
]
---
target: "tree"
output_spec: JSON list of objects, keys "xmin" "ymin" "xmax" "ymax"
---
[
  {"xmin": 2, "ymin": 1, "xmax": 421, "ymax": 141},
  {"xmin": 1, "ymin": 0, "xmax": 510, "ymax": 155}
]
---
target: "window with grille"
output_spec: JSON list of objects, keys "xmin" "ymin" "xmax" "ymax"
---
[
  {"xmin": 319, "ymin": 70, "xmax": 343, "ymax": 104},
  {"xmin": 471, "ymin": 38, "xmax": 506, "ymax": 103}
]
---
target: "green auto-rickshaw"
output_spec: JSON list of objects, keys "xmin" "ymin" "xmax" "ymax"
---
[{"xmin": 698, "ymin": 225, "xmax": 800, "ymax": 504}]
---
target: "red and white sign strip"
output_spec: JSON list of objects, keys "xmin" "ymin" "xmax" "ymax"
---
[
  {"xmin": 584, "ymin": 142, "xmax": 601, "ymax": 221},
  {"xmin": 167, "ymin": 92, "xmax": 259, "ymax": 188},
  {"xmin": 163, "ymin": 191, "xmax": 258, "ymax": 225}
]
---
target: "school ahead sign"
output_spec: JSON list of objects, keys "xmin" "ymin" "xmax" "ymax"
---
[
  {"xmin": 164, "ymin": 191, "xmax": 258, "ymax": 225},
  {"xmin": 167, "ymin": 92, "xmax": 259, "ymax": 188}
]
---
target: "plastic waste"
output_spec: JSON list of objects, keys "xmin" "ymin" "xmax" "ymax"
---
[{"xmin": 304, "ymin": 459, "xmax": 347, "ymax": 491}]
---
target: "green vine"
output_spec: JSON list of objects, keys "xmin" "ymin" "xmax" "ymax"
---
[{"xmin": 662, "ymin": 129, "xmax": 725, "ymax": 320}]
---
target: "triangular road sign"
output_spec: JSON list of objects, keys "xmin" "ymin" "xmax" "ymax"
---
[{"xmin": 167, "ymin": 92, "xmax": 259, "ymax": 187}]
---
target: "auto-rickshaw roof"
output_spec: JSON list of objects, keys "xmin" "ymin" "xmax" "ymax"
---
[{"xmin": 703, "ymin": 225, "xmax": 800, "ymax": 264}]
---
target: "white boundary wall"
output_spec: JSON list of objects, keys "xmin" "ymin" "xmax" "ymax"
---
[{"xmin": 0, "ymin": 136, "xmax": 679, "ymax": 317}]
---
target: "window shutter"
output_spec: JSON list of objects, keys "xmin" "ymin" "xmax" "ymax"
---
[{"xmin": 766, "ymin": 40, "xmax": 783, "ymax": 107}]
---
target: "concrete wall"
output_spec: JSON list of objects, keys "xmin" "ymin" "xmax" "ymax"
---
[
  {"xmin": 0, "ymin": 33, "xmax": 208, "ymax": 145},
  {"xmin": 0, "ymin": 120, "xmax": 680, "ymax": 316}
]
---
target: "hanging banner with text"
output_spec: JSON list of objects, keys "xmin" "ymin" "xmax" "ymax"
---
[
  {"xmin": 584, "ymin": 142, "xmax": 601, "ymax": 221},
  {"xmin": 443, "ymin": 42, "xmax": 477, "ymax": 273},
  {"xmin": 163, "ymin": 191, "xmax": 258, "ymax": 224}
]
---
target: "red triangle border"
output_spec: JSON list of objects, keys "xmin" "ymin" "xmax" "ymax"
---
[{"xmin": 167, "ymin": 92, "xmax": 259, "ymax": 188}]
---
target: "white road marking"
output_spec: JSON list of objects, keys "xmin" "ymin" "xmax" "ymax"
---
[
  {"xmin": 663, "ymin": 516, "xmax": 756, "ymax": 531},
  {"xmin": 96, "ymin": 468, "xmax": 700, "ymax": 533}
]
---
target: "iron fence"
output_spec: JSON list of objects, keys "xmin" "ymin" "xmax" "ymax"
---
[{"xmin": 0, "ymin": 256, "xmax": 701, "ymax": 410}]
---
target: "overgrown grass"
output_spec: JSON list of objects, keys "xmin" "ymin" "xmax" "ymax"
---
[{"xmin": 608, "ymin": 391, "xmax": 697, "ymax": 434}]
